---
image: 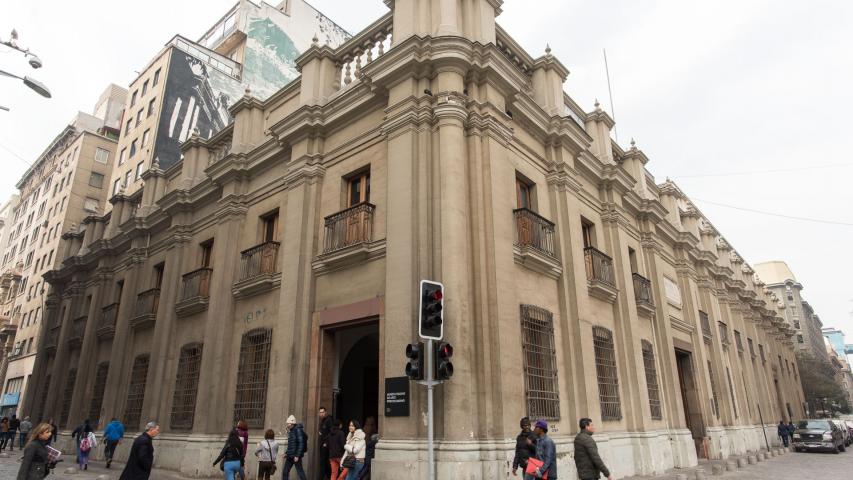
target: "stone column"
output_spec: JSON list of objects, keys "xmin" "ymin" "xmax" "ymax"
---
[
  {"xmin": 22, "ymin": 293, "xmax": 60, "ymax": 418},
  {"xmin": 43, "ymin": 287, "xmax": 82, "ymax": 424},
  {"xmin": 67, "ymin": 273, "xmax": 108, "ymax": 426}
]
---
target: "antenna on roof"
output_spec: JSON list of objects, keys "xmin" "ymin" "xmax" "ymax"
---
[{"xmin": 603, "ymin": 48, "xmax": 618, "ymax": 143}]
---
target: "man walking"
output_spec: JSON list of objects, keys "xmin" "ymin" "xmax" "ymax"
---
[
  {"xmin": 283, "ymin": 415, "xmax": 308, "ymax": 480},
  {"xmin": 512, "ymin": 417, "xmax": 536, "ymax": 477},
  {"xmin": 574, "ymin": 418, "xmax": 612, "ymax": 480},
  {"xmin": 103, "ymin": 417, "xmax": 126, "ymax": 468},
  {"xmin": 18, "ymin": 416, "xmax": 31, "ymax": 449},
  {"xmin": 318, "ymin": 406, "xmax": 333, "ymax": 479},
  {"xmin": 777, "ymin": 420, "xmax": 789, "ymax": 447},
  {"xmin": 530, "ymin": 420, "xmax": 556, "ymax": 480},
  {"xmin": 8, "ymin": 415, "xmax": 20, "ymax": 451},
  {"xmin": 119, "ymin": 421, "xmax": 159, "ymax": 480}
]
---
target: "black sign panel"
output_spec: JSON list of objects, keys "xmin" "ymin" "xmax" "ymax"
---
[{"xmin": 385, "ymin": 376, "xmax": 410, "ymax": 417}]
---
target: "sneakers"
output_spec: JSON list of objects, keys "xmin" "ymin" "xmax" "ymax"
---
[{"xmin": 106, "ymin": 460, "xmax": 111, "ymax": 468}]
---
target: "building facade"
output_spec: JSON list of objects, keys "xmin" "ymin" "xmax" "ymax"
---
[
  {"xmin": 0, "ymin": 85, "xmax": 125, "ymax": 418},
  {"xmin": 28, "ymin": 2, "xmax": 804, "ymax": 479}
]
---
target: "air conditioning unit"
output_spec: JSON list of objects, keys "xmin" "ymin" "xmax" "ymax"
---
[{"xmin": 42, "ymin": 220, "xmax": 48, "ymax": 228}]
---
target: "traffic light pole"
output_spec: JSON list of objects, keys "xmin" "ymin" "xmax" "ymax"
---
[{"xmin": 426, "ymin": 337, "xmax": 435, "ymax": 480}]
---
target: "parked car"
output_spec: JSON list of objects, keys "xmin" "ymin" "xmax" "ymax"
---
[
  {"xmin": 846, "ymin": 421, "xmax": 853, "ymax": 446},
  {"xmin": 840, "ymin": 421, "xmax": 851, "ymax": 447},
  {"xmin": 792, "ymin": 419, "xmax": 846, "ymax": 453}
]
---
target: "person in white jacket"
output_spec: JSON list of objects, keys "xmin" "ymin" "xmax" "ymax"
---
[{"xmin": 341, "ymin": 421, "xmax": 366, "ymax": 480}]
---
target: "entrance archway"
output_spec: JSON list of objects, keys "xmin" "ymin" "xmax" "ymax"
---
[{"xmin": 336, "ymin": 331, "xmax": 379, "ymax": 427}]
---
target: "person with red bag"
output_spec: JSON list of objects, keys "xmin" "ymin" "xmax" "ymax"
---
[{"xmin": 525, "ymin": 420, "xmax": 556, "ymax": 479}]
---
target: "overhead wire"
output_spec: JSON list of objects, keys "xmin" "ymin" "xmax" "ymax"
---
[
  {"xmin": 673, "ymin": 163, "xmax": 853, "ymax": 178},
  {"xmin": 691, "ymin": 198, "xmax": 853, "ymax": 226}
]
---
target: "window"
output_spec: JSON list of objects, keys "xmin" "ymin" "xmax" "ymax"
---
[
  {"xmin": 748, "ymin": 338, "xmax": 756, "ymax": 358},
  {"xmin": 347, "ymin": 171, "xmax": 370, "ymax": 206},
  {"xmin": 261, "ymin": 210, "xmax": 279, "ymax": 242},
  {"xmin": 641, "ymin": 340, "xmax": 662, "ymax": 420},
  {"xmin": 85, "ymin": 363, "xmax": 110, "ymax": 428},
  {"xmin": 797, "ymin": 335, "xmax": 804, "ymax": 344},
  {"xmin": 200, "ymin": 239, "xmax": 214, "ymax": 267},
  {"xmin": 89, "ymin": 172, "xmax": 104, "ymax": 188},
  {"xmin": 758, "ymin": 344, "xmax": 766, "ymax": 364},
  {"xmin": 119, "ymin": 148, "xmax": 127, "ymax": 165},
  {"xmin": 734, "ymin": 330, "xmax": 744, "ymax": 353},
  {"xmin": 130, "ymin": 90, "xmax": 138, "ymax": 107},
  {"xmin": 3, "ymin": 376, "xmax": 23, "ymax": 394},
  {"xmin": 593, "ymin": 326, "xmax": 622, "ymax": 420},
  {"xmin": 59, "ymin": 368, "xmax": 78, "ymax": 428},
  {"xmin": 581, "ymin": 218, "xmax": 595, "ymax": 248},
  {"xmin": 154, "ymin": 263, "xmax": 165, "ymax": 288},
  {"xmin": 147, "ymin": 98, "xmax": 156, "ymax": 117},
  {"xmin": 125, "ymin": 170, "xmax": 133, "ymax": 187},
  {"xmin": 627, "ymin": 247, "xmax": 638, "ymax": 273},
  {"xmin": 170, "ymin": 343, "xmax": 203, "ymax": 430},
  {"xmin": 153, "ymin": 68, "xmax": 160, "ymax": 86},
  {"xmin": 233, "ymin": 328, "xmax": 272, "ymax": 428},
  {"xmin": 123, "ymin": 354, "xmax": 150, "ymax": 430},
  {"xmin": 726, "ymin": 367, "xmax": 738, "ymax": 419},
  {"xmin": 142, "ymin": 80, "xmax": 149, "ymax": 96},
  {"xmin": 142, "ymin": 129, "xmax": 150, "ymax": 147},
  {"xmin": 794, "ymin": 320, "xmax": 800, "ymax": 329},
  {"xmin": 699, "ymin": 311, "xmax": 712, "ymax": 342},
  {"xmin": 95, "ymin": 147, "xmax": 110, "ymax": 164},
  {"xmin": 125, "ymin": 120, "xmax": 132, "ymax": 135},
  {"xmin": 516, "ymin": 177, "xmax": 532, "ymax": 209},
  {"xmin": 113, "ymin": 178, "xmax": 121, "ymax": 195},
  {"xmin": 84, "ymin": 198, "xmax": 99, "ymax": 213},
  {"xmin": 707, "ymin": 361, "xmax": 720, "ymax": 419},
  {"xmin": 136, "ymin": 109, "xmax": 143, "ymax": 126},
  {"xmin": 135, "ymin": 162, "xmax": 145, "ymax": 180},
  {"xmin": 718, "ymin": 321, "xmax": 729, "ymax": 347},
  {"xmin": 130, "ymin": 139, "xmax": 138, "ymax": 158},
  {"xmin": 520, "ymin": 305, "xmax": 560, "ymax": 420}
]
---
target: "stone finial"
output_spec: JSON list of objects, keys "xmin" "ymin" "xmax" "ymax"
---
[
  {"xmin": 545, "ymin": 44, "xmax": 552, "ymax": 55},
  {"xmin": 594, "ymin": 98, "xmax": 601, "ymax": 110},
  {"xmin": 312, "ymin": 34, "xmax": 319, "ymax": 46},
  {"xmin": 191, "ymin": 127, "xmax": 200, "ymax": 139},
  {"xmin": 630, "ymin": 137, "xmax": 637, "ymax": 150},
  {"xmin": 244, "ymin": 86, "xmax": 252, "ymax": 97},
  {"xmin": 152, "ymin": 156, "xmax": 160, "ymax": 169}
]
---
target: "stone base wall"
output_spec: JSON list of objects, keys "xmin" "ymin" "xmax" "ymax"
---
[{"xmin": 707, "ymin": 424, "xmax": 781, "ymax": 459}]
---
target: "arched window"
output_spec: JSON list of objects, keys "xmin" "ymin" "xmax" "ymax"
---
[
  {"xmin": 592, "ymin": 326, "xmax": 621, "ymax": 421},
  {"xmin": 123, "ymin": 354, "xmax": 150, "ymax": 430},
  {"xmin": 59, "ymin": 369, "xmax": 77, "ymax": 428},
  {"xmin": 88, "ymin": 362, "xmax": 109, "ymax": 427},
  {"xmin": 233, "ymin": 328, "xmax": 272, "ymax": 428},
  {"xmin": 171, "ymin": 343, "xmax": 204, "ymax": 430},
  {"xmin": 641, "ymin": 340, "xmax": 661, "ymax": 420}
]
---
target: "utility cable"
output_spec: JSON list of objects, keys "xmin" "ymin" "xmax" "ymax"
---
[
  {"xmin": 692, "ymin": 198, "xmax": 853, "ymax": 226},
  {"xmin": 674, "ymin": 163, "xmax": 853, "ymax": 178},
  {"xmin": 0, "ymin": 140, "xmax": 32, "ymax": 166}
]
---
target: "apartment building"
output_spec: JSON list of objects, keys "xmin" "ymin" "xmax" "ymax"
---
[
  {"xmin": 0, "ymin": 85, "xmax": 125, "ymax": 418},
  {"xmin": 28, "ymin": 2, "xmax": 804, "ymax": 478},
  {"xmin": 105, "ymin": 0, "xmax": 348, "ymax": 207},
  {"xmin": 0, "ymin": 194, "xmax": 21, "ymax": 407}
]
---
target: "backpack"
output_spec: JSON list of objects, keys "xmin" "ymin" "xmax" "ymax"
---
[
  {"xmin": 80, "ymin": 436, "xmax": 91, "ymax": 452},
  {"xmin": 302, "ymin": 429, "xmax": 309, "ymax": 454}
]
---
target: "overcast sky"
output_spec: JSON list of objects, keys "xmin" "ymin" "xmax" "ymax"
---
[{"xmin": 2, "ymin": 1, "xmax": 851, "ymax": 345}]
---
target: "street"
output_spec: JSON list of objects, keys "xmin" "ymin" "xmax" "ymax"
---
[{"xmin": 0, "ymin": 452, "xmax": 209, "ymax": 480}]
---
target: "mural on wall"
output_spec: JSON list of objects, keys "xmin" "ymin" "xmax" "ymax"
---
[{"xmin": 154, "ymin": 49, "xmax": 244, "ymax": 169}]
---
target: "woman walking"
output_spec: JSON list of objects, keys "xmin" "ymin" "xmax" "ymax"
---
[
  {"xmin": 77, "ymin": 427, "xmax": 97, "ymax": 470},
  {"xmin": 253, "ymin": 429, "xmax": 278, "ymax": 480},
  {"xmin": 236, "ymin": 420, "xmax": 249, "ymax": 480},
  {"xmin": 71, "ymin": 419, "xmax": 94, "ymax": 470},
  {"xmin": 213, "ymin": 429, "xmax": 244, "ymax": 480},
  {"xmin": 16, "ymin": 423, "xmax": 54, "ymax": 480},
  {"xmin": 340, "ymin": 420, "xmax": 366, "ymax": 480},
  {"xmin": 0, "ymin": 418, "xmax": 10, "ymax": 451},
  {"xmin": 328, "ymin": 419, "xmax": 346, "ymax": 480}
]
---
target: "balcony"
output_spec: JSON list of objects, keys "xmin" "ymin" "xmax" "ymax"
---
[
  {"xmin": 718, "ymin": 322, "xmax": 730, "ymax": 349},
  {"xmin": 584, "ymin": 247, "xmax": 617, "ymax": 302},
  {"xmin": 131, "ymin": 288, "xmax": 160, "ymax": 330},
  {"xmin": 512, "ymin": 208, "xmax": 562, "ymax": 279},
  {"xmin": 233, "ymin": 242, "xmax": 281, "ymax": 299},
  {"xmin": 97, "ymin": 303, "xmax": 119, "ymax": 340},
  {"xmin": 314, "ymin": 203, "xmax": 385, "ymax": 275},
  {"xmin": 67, "ymin": 315, "xmax": 87, "ymax": 349},
  {"xmin": 44, "ymin": 326, "xmax": 60, "ymax": 354},
  {"xmin": 631, "ymin": 273, "xmax": 655, "ymax": 316},
  {"xmin": 176, "ymin": 267, "xmax": 212, "ymax": 317}
]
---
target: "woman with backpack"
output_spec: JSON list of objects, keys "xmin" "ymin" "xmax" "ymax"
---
[
  {"xmin": 213, "ymin": 429, "xmax": 244, "ymax": 480},
  {"xmin": 253, "ymin": 429, "xmax": 279, "ymax": 480},
  {"xmin": 72, "ymin": 420, "xmax": 95, "ymax": 470}
]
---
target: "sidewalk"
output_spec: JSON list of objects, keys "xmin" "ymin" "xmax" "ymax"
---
[{"xmin": 0, "ymin": 452, "xmax": 218, "ymax": 480}]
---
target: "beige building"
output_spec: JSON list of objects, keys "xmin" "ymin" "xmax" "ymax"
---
[
  {"xmin": 0, "ymin": 85, "xmax": 125, "ymax": 418},
  {"xmin": 28, "ymin": 2, "xmax": 804, "ymax": 478}
]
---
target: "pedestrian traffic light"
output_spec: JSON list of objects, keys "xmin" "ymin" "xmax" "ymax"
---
[
  {"xmin": 434, "ymin": 341, "xmax": 454, "ymax": 381},
  {"xmin": 419, "ymin": 280, "xmax": 444, "ymax": 340},
  {"xmin": 405, "ymin": 342, "xmax": 424, "ymax": 381}
]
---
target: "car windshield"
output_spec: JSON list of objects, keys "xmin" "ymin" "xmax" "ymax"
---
[{"xmin": 798, "ymin": 420, "xmax": 830, "ymax": 430}]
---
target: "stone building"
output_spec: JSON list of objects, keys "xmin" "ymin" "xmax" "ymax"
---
[
  {"xmin": 0, "ymin": 85, "xmax": 126, "ymax": 419},
  {"xmin": 27, "ymin": 1, "xmax": 803, "ymax": 478}
]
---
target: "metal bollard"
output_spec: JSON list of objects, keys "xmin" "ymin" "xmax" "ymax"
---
[
  {"xmin": 737, "ymin": 457, "xmax": 748, "ymax": 468},
  {"xmin": 747, "ymin": 455, "xmax": 757, "ymax": 464}
]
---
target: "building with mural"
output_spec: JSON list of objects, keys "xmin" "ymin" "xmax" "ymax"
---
[{"xmin": 27, "ymin": 1, "xmax": 804, "ymax": 478}]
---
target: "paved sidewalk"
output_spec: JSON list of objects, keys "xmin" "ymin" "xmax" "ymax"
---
[{"xmin": 0, "ymin": 452, "xmax": 218, "ymax": 480}]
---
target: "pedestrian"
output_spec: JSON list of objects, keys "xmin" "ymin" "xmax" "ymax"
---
[
  {"xmin": 527, "ymin": 420, "xmax": 557, "ymax": 480},
  {"xmin": 118, "ymin": 421, "xmax": 160, "ymax": 480},
  {"xmin": 77, "ymin": 426, "xmax": 98, "ymax": 470},
  {"xmin": 328, "ymin": 419, "xmax": 346, "ymax": 480},
  {"xmin": 318, "ymin": 406, "xmax": 333, "ymax": 480},
  {"xmin": 9, "ymin": 415, "xmax": 20, "ymax": 451},
  {"xmin": 357, "ymin": 417, "xmax": 377, "ymax": 480},
  {"xmin": 777, "ymin": 420, "xmax": 789, "ymax": 447},
  {"xmin": 47, "ymin": 419, "xmax": 57, "ymax": 446},
  {"xmin": 71, "ymin": 419, "xmax": 93, "ymax": 469},
  {"xmin": 0, "ymin": 417, "xmax": 9, "ymax": 451},
  {"xmin": 283, "ymin": 415, "xmax": 308, "ymax": 480},
  {"xmin": 512, "ymin": 417, "xmax": 537, "ymax": 477},
  {"xmin": 18, "ymin": 416, "xmax": 32, "ymax": 449},
  {"xmin": 236, "ymin": 420, "xmax": 249, "ymax": 480},
  {"xmin": 786, "ymin": 420, "xmax": 796, "ymax": 444},
  {"xmin": 254, "ymin": 428, "xmax": 279, "ymax": 480},
  {"xmin": 341, "ymin": 420, "xmax": 366, "ymax": 480},
  {"xmin": 16, "ymin": 422, "xmax": 55, "ymax": 480},
  {"xmin": 213, "ymin": 429, "xmax": 244, "ymax": 480},
  {"xmin": 103, "ymin": 417, "xmax": 126, "ymax": 468},
  {"xmin": 573, "ymin": 418, "xmax": 612, "ymax": 480}
]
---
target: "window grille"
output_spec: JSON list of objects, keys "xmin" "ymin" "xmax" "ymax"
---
[
  {"xmin": 699, "ymin": 311, "xmax": 712, "ymax": 343},
  {"xmin": 234, "ymin": 328, "xmax": 272, "ymax": 428},
  {"xmin": 123, "ymin": 354, "xmax": 150, "ymax": 430},
  {"xmin": 707, "ymin": 361, "xmax": 719, "ymax": 419},
  {"xmin": 171, "ymin": 343, "xmax": 204, "ymax": 430},
  {"xmin": 641, "ymin": 340, "xmax": 662, "ymax": 420},
  {"xmin": 88, "ymin": 363, "xmax": 109, "ymax": 427},
  {"xmin": 593, "ymin": 326, "xmax": 622, "ymax": 421},
  {"xmin": 726, "ymin": 367, "xmax": 738, "ymax": 419},
  {"xmin": 59, "ymin": 368, "xmax": 77, "ymax": 428},
  {"xmin": 520, "ymin": 305, "xmax": 560, "ymax": 420}
]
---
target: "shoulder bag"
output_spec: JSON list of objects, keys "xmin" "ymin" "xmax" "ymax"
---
[{"xmin": 264, "ymin": 440, "xmax": 277, "ymax": 475}]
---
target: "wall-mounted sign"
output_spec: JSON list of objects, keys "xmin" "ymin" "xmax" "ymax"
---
[
  {"xmin": 0, "ymin": 392, "xmax": 20, "ymax": 407},
  {"xmin": 384, "ymin": 377, "xmax": 409, "ymax": 417}
]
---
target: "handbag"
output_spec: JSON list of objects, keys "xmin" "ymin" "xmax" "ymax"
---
[
  {"xmin": 264, "ymin": 440, "xmax": 277, "ymax": 475},
  {"xmin": 341, "ymin": 453, "xmax": 357, "ymax": 469},
  {"xmin": 525, "ymin": 458, "xmax": 549, "ymax": 480}
]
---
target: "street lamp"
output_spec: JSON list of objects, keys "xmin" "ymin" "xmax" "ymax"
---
[
  {"xmin": 0, "ymin": 69, "xmax": 51, "ymax": 98},
  {"xmin": 1, "ymin": 29, "xmax": 43, "ymax": 69}
]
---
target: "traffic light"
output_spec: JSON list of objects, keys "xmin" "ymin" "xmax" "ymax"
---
[
  {"xmin": 419, "ymin": 280, "xmax": 444, "ymax": 340},
  {"xmin": 405, "ymin": 342, "xmax": 424, "ymax": 381},
  {"xmin": 434, "ymin": 341, "xmax": 454, "ymax": 381}
]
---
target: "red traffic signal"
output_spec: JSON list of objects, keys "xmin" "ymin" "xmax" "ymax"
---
[
  {"xmin": 419, "ymin": 280, "xmax": 444, "ymax": 340},
  {"xmin": 434, "ymin": 341, "xmax": 454, "ymax": 381}
]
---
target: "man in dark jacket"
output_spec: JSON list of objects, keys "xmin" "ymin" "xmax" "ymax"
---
[
  {"xmin": 8, "ymin": 415, "xmax": 19, "ymax": 451},
  {"xmin": 532, "ymin": 420, "xmax": 556, "ymax": 479},
  {"xmin": 284, "ymin": 415, "xmax": 308, "ymax": 480},
  {"xmin": 318, "ymin": 407, "xmax": 333, "ymax": 479},
  {"xmin": 119, "ymin": 421, "xmax": 160, "ymax": 480},
  {"xmin": 777, "ymin": 420, "xmax": 789, "ymax": 447},
  {"xmin": 574, "ymin": 418, "xmax": 611, "ymax": 480},
  {"xmin": 512, "ymin": 417, "xmax": 537, "ymax": 476}
]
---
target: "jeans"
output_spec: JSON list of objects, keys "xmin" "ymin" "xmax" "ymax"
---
[
  {"xmin": 283, "ymin": 456, "xmax": 307, "ymax": 480},
  {"xmin": 345, "ymin": 461, "xmax": 363, "ymax": 480},
  {"xmin": 19, "ymin": 432, "xmax": 27, "ymax": 448},
  {"xmin": 105, "ymin": 439, "xmax": 119, "ymax": 460},
  {"xmin": 781, "ymin": 435, "xmax": 790, "ymax": 447},
  {"xmin": 223, "ymin": 460, "xmax": 242, "ymax": 480}
]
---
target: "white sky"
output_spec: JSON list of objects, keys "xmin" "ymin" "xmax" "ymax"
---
[{"xmin": 2, "ymin": 0, "xmax": 852, "ymax": 344}]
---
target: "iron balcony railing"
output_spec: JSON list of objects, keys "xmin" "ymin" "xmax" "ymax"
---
[
  {"xmin": 45, "ymin": 326, "xmax": 60, "ymax": 351},
  {"xmin": 239, "ymin": 242, "xmax": 280, "ymax": 281},
  {"xmin": 323, "ymin": 202, "xmax": 375, "ymax": 254},
  {"xmin": 134, "ymin": 288, "xmax": 161, "ymax": 318},
  {"xmin": 181, "ymin": 267, "xmax": 213, "ymax": 302},
  {"xmin": 631, "ymin": 273, "xmax": 654, "ymax": 307},
  {"xmin": 100, "ymin": 303, "xmax": 119, "ymax": 330},
  {"xmin": 583, "ymin": 247, "xmax": 615, "ymax": 287},
  {"xmin": 68, "ymin": 315, "xmax": 87, "ymax": 345},
  {"xmin": 513, "ymin": 208, "xmax": 556, "ymax": 257}
]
